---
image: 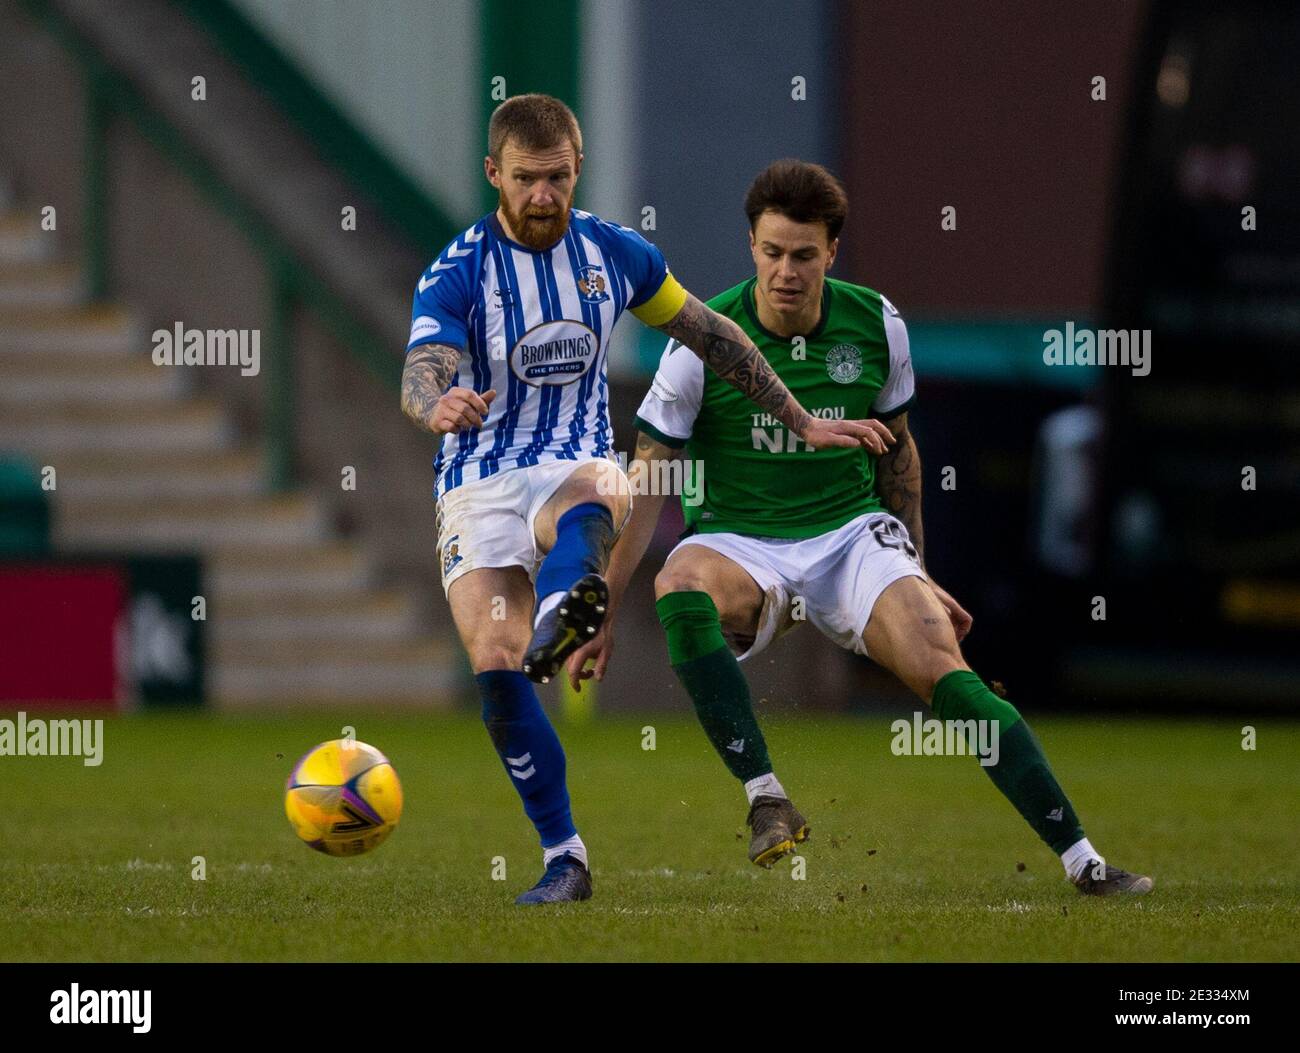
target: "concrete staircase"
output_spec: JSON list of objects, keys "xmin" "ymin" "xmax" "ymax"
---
[{"xmin": 0, "ymin": 202, "xmax": 460, "ymax": 708}]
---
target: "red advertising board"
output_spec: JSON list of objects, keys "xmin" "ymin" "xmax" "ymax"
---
[{"xmin": 0, "ymin": 564, "xmax": 128, "ymax": 709}]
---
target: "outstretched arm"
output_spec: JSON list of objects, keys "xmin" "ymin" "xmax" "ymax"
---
[
  {"xmin": 655, "ymin": 295, "xmax": 809, "ymax": 434},
  {"xmin": 654, "ymin": 295, "xmax": 893, "ymax": 454},
  {"xmin": 874, "ymin": 411, "xmax": 924, "ymax": 566}
]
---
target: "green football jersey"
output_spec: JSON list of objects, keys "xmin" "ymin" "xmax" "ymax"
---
[{"xmin": 632, "ymin": 276, "xmax": 915, "ymax": 539}]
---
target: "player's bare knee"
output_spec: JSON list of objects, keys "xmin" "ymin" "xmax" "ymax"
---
[
  {"xmin": 598, "ymin": 489, "xmax": 630, "ymax": 531},
  {"xmin": 920, "ymin": 647, "xmax": 969, "ymax": 702},
  {"xmin": 654, "ymin": 563, "xmax": 712, "ymax": 600},
  {"xmin": 468, "ymin": 644, "xmax": 526, "ymax": 674},
  {"xmin": 571, "ymin": 464, "xmax": 629, "ymax": 515}
]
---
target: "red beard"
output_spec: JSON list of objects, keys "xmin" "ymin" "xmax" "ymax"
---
[{"xmin": 499, "ymin": 192, "xmax": 571, "ymax": 250}]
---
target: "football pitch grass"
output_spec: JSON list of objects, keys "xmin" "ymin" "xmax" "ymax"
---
[{"xmin": 2, "ymin": 711, "xmax": 1297, "ymax": 962}]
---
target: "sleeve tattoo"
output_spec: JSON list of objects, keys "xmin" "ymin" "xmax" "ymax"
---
[
  {"xmin": 875, "ymin": 414, "xmax": 925, "ymax": 566},
  {"xmin": 656, "ymin": 294, "xmax": 811, "ymax": 436},
  {"xmin": 400, "ymin": 343, "xmax": 461, "ymax": 431}
]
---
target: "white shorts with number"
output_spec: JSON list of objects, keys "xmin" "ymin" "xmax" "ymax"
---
[
  {"xmin": 671, "ymin": 511, "xmax": 927, "ymax": 662},
  {"xmin": 435, "ymin": 457, "xmax": 631, "ymax": 595}
]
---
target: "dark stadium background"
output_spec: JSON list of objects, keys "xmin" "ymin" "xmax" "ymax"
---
[{"xmin": 1, "ymin": 0, "xmax": 1296, "ymax": 719}]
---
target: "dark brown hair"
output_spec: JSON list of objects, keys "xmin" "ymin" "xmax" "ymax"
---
[
  {"xmin": 488, "ymin": 94, "xmax": 583, "ymax": 162},
  {"xmin": 744, "ymin": 159, "xmax": 848, "ymax": 240}
]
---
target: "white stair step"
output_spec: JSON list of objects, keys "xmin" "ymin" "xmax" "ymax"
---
[
  {"xmin": 55, "ymin": 450, "xmax": 262, "ymax": 500},
  {"xmin": 209, "ymin": 593, "xmax": 419, "ymax": 644},
  {"xmin": 207, "ymin": 584, "xmax": 415, "ymax": 616},
  {"xmin": 211, "ymin": 639, "xmax": 458, "ymax": 705},
  {"xmin": 210, "ymin": 638, "xmax": 447, "ymax": 666},
  {"xmin": 0, "ymin": 401, "xmax": 232, "ymax": 454},
  {"xmin": 211, "ymin": 661, "xmax": 459, "ymax": 708},
  {"xmin": 54, "ymin": 494, "xmax": 326, "ymax": 552},
  {"xmin": 0, "ymin": 305, "xmax": 143, "ymax": 354},
  {"xmin": 0, "ymin": 260, "xmax": 84, "ymax": 306},
  {"xmin": 212, "ymin": 588, "xmax": 416, "ymax": 621},
  {"xmin": 0, "ymin": 213, "xmax": 55, "ymax": 265},
  {"xmin": 0, "ymin": 357, "xmax": 188, "ymax": 407},
  {"xmin": 207, "ymin": 544, "xmax": 370, "ymax": 596}
]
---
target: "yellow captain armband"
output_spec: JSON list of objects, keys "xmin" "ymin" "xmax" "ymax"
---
[{"xmin": 629, "ymin": 271, "xmax": 688, "ymax": 327}]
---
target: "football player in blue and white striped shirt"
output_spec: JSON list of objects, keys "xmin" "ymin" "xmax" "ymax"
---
[{"xmin": 400, "ymin": 94, "xmax": 889, "ymax": 904}]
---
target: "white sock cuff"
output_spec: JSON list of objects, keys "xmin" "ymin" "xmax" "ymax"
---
[
  {"xmin": 743, "ymin": 773, "xmax": 787, "ymax": 805},
  {"xmin": 543, "ymin": 834, "xmax": 587, "ymax": 869},
  {"xmin": 1061, "ymin": 837, "xmax": 1102, "ymax": 880}
]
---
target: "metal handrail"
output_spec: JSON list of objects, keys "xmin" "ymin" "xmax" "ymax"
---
[{"xmin": 26, "ymin": 0, "xmax": 422, "ymax": 492}]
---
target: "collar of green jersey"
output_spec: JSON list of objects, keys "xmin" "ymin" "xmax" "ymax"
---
[{"xmin": 741, "ymin": 276, "xmax": 834, "ymax": 344}]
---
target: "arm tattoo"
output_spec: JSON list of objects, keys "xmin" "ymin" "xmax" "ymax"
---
[
  {"xmin": 875, "ymin": 415, "xmax": 925, "ymax": 565},
  {"xmin": 400, "ymin": 343, "xmax": 461, "ymax": 431},
  {"xmin": 657, "ymin": 295, "xmax": 811, "ymax": 435}
]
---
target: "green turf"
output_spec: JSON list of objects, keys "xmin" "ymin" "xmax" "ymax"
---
[{"xmin": 1, "ymin": 711, "xmax": 1296, "ymax": 962}]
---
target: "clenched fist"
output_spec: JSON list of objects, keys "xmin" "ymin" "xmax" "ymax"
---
[{"xmin": 428, "ymin": 387, "xmax": 496, "ymax": 435}]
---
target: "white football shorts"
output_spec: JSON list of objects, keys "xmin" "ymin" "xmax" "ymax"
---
[
  {"xmin": 670, "ymin": 511, "xmax": 927, "ymax": 661},
  {"xmin": 435, "ymin": 457, "xmax": 631, "ymax": 595}
]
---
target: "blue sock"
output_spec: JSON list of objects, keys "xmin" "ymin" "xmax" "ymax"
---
[
  {"xmin": 534, "ymin": 502, "xmax": 614, "ymax": 617},
  {"xmin": 476, "ymin": 670, "xmax": 576, "ymax": 848}
]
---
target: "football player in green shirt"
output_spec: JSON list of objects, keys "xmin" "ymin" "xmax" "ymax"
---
[{"xmin": 568, "ymin": 159, "xmax": 1151, "ymax": 897}]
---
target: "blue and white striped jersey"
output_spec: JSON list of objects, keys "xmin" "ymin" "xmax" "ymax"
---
[{"xmin": 407, "ymin": 209, "xmax": 687, "ymax": 499}]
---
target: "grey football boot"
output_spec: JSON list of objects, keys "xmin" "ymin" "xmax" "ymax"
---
[
  {"xmin": 1072, "ymin": 859, "xmax": 1154, "ymax": 896},
  {"xmin": 747, "ymin": 795, "xmax": 810, "ymax": 868}
]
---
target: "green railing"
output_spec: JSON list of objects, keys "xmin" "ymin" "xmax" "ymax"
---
[
  {"xmin": 26, "ymin": 0, "xmax": 455, "ymax": 492},
  {"xmin": 178, "ymin": 0, "xmax": 458, "ymax": 253}
]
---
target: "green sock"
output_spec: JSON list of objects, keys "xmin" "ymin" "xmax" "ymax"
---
[
  {"xmin": 656, "ymin": 591, "xmax": 773, "ymax": 783},
  {"xmin": 932, "ymin": 669, "xmax": 1085, "ymax": 854}
]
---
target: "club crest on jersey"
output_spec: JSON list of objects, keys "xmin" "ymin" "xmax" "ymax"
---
[
  {"xmin": 442, "ymin": 535, "xmax": 462, "ymax": 577},
  {"xmin": 511, "ymin": 319, "xmax": 599, "ymax": 386},
  {"xmin": 826, "ymin": 343, "xmax": 863, "ymax": 384},
  {"xmin": 575, "ymin": 265, "xmax": 610, "ymax": 304}
]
